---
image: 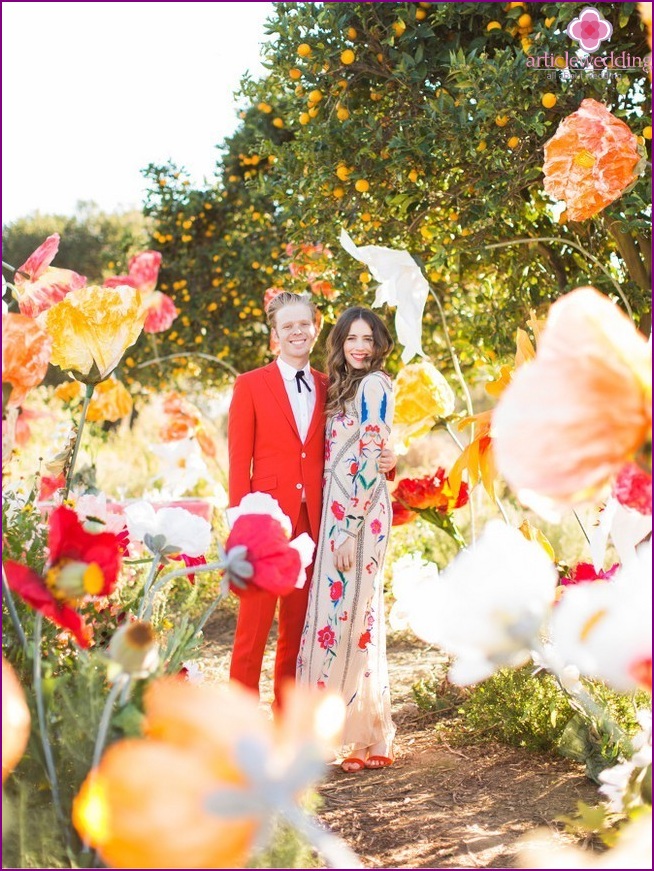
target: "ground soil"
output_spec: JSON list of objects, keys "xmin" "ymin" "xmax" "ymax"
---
[{"xmin": 202, "ymin": 608, "xmax": 600, "ymax": 870}]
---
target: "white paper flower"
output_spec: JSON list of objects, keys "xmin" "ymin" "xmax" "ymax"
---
[
  {"xmin": 150, "ymin": 438, "xmax": 209, "ymax": 498},
  {"xmin": 75, "ymin": 493, "xmax": 127, "ymax": 536},
  {"xmin": 123, "ymin": 501, "xmax": 211, "ymax": 557},
  {"xmin": 340, "ymin": 229, "xmax": 429, "ymax": 364},
  {"xmin": 225, "ymin": 492, "xmax": 293, "ymax": 536},
  {"xmin": 550, "ymin": 540, "xmax": 652, "ymax": 692},
  {"xmin": 406, "ymin": 521, "xmax": 558, "ymax": 685},
  {"xmin": 589, "ymin": 495, "xmax": 652, "ymax": 572},
  {"xmin": 389, "ymin": 553, "xmax": 440, "ymax": 631}
]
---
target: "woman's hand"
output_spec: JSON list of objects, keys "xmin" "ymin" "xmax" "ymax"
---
[
  {"xmin": 378, "ymin": 446, "xmax": 397, "ymax": 475},
  {"xmin": 334, "ymin": 537, "xmax": 356, "ymax": 573}
]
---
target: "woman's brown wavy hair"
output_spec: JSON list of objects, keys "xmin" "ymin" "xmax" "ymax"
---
[{"xmin": 325, "ymin": 307, "xmax": 394, "ymax": 416}]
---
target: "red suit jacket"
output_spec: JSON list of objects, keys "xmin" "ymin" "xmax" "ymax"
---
[{"xmin": 228, "ymin": 362, "xmax": 328, "ymax": 542}]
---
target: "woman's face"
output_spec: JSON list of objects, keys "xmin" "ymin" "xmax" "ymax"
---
[{"xmin": 343, "ymin": 318, "xmax": 375, "ymax": 370}]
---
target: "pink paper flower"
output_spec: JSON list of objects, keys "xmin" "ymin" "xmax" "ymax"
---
[
  {"xmin": 104, "ymin": 251, "xmax": 178, "ymax": 333},
  {"xmin": 13, "ymin": 234, "xmax": 86, "ymax": 317}
]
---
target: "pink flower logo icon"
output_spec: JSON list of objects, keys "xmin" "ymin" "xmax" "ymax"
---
[{"xmin": 566, "ymin": 6, "xmax": 613, "ymax": 53}]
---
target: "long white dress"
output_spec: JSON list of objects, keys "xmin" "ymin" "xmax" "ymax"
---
[{"xmin": 297, "ymin": 370, "xmax": 395, "ymax": 758}]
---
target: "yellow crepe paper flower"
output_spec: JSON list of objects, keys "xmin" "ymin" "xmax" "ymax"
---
[
  {"xmin": 43, "ymin": 285, "xmax": 145, "ymax": 384},
  {"xmin": 393, "ymin": 361, "xmax": 455, "ymax": 451}
]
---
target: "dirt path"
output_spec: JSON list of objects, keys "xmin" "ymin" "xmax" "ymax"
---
[{"xmin": 201, "ymin": 609, "xmax": 600, "ymax": 869}]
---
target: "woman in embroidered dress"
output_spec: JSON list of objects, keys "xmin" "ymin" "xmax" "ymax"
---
[{"xmin": 297, "ymin": 307, "xmax": 396, "ymax": 772}]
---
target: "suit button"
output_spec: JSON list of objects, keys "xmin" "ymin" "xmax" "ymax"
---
[
  {"xmin": 301, "ymin": 452, "xmax": 306, "ymax": 458},
  {"xmin": 296, "ymin": 483, "xmax": 302, "ymax": 490}
]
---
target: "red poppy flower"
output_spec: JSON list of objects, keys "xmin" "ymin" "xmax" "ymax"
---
[
  {"xmin": 391, "ymin": 501, "xmax": 418, "ymax": 526},
  {"xmin": 395, "ymin": 469, "xmax": 469, "ymax": 513},
  {"xmin": 224, "ymin": 514, "xmax": 302, "ymax": 599},
  {"xmin": 3, "ymin": 506, "xmax": 123, "ymax": 648}
]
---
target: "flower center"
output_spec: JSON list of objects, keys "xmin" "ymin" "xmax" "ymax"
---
[
  {"xmin": 83, "ymin": 562, "xmax": 104, "ymax": 595},
  {"xmin": 45, "ymin": 559, "xmax": 104, "ymax": 600},
  {"xmin": 573, "ymin": 149, "xmax": 596, "ymax": 169}
]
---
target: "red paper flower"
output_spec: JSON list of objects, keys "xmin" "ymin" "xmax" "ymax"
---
[
  {"xmin": 391, "ymin": 501, "xmax": 419, "ymax": 526},
  {"xmin": 613, "ymin": 463, "xmax": 652, "ymax": 515},
  {"xmin": 3, "ymin": 506, "xmax": 123, "ymax": 647},
  {"xmin": 395, "ymin": 469, "xmax": 469, "ymax": 513},
  {"xmin": 562, "ymin": 562, "xmax": 619, "ymax": 587},
  {"xmin": 224, "ymin": 514, "xmax": 302, "ymax": 599}
]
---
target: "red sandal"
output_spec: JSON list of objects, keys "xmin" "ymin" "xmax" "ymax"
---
[
  {"xmin": 340, "ymin": 757, "xmax": 366, "ymax": 773},
  {"xmin": 364, "ymin": 755, "xmax": 394, "ymax": 769}
]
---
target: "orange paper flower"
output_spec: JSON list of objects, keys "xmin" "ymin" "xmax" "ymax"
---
[
  {"xmin": 492, "ymin": 287, "xmax": 652, "ymax": 510},
  {"xmin": 2, "ymin": 312, "xmax": 52, "ymax": 406},
  {"xmin": 2, "ymin": 656, "xmax": 31, "ymax": 783},
  {"xmin": 543, "ymin": 99, "xmax": 643, "ymax": 221},
  {"xmin": 86, "ymin": 377, "xmax": 133, "ymax": 423},
  {"xmin": 449, "ymin": 410, "xmax": 498, "ymax": 500}
]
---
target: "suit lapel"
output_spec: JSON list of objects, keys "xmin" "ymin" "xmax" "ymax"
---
[
  {"xmin": 262, "ymin": 363, "xmax": 300, "ymax": 438},
  {"xmin": 305, "ymin": 368, "xmax": 327, "ymax": 444}
]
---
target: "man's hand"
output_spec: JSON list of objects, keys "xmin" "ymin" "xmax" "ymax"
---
[
  {"xmin": 378, "ymin": 446, "xmax": 397, "ymax": 475},
  {"xmin": 334, "ymin": 537, "xmax": 356, "ymax": 573}
]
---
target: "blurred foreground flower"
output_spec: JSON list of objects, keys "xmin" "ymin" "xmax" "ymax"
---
[
  {"xmin": 392, "ymin": 361, "xmax": 455, "ymax": 451},
  {"xmin": 493, "ymin": 288, "xmax": 651, "ymax": 515},
  {"xmin": 13, "ymin": 233, "xmax": 86, "ymax": 317},
  {"xmin": 2, "ymin": 655, "xmax": 31, "ymax": 782},
  {"xmin": 73, "ymin": 678, "xmax": 353, "ymax": 869},
  {"xmin": 108, "ymin": 621, "xmax": 160, "ymax": 679},
  {"xmin": 104, "ymin": 250, "xmax": 178, "ymax": 334},
  {"xmin": 543, "ymin": 99, "xmax": 644, "ymax": 221},
  {"xmin": 404, "ymin": 521, "xmax": 558, "ymax": 685},
  {"xmin": 123, "ymin": 500, "xmax": 211, "ymax": 562},
  {"xmin": 2, "ymin": 312, "xmax": 52, "ymax": 406},
  {"xmin": 43, "ymin": 284, "xmax": 146, "ymax": 383},
  {"xmin": 550, "ymin": 540, "xmax": 651, "ymax": 693},
  {"xmin": 4, "ymin": 505, "xmax": 123, "ymax": 647},
  {"xmin": 518, "ymin": 810, "xmax": 651, "ymax": 868}
]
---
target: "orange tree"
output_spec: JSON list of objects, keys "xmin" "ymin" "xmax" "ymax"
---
[{"xmin": 137, "ymin": 2, "xmax": 650, "ymax": 387}]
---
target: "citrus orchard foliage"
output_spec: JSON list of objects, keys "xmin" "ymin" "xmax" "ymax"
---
[{"xmin": 137, "ymin": 2, "xmax": 650, "ymax": 388}]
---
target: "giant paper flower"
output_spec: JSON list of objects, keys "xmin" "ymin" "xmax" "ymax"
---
[
  {"xmin": 340, "ymin": 229, "xmax": 429, "ymax": 363},
  {"xmin": 406, "ymin": 521, "xmax": 558, "ymax": 685},
  {"xmin": 73, "ymin": 678, "xmax": 345, "ymax": 869},
  {"xmin": 492, "ymin": 288, "xmax": 652, "ymax": 513},
  {"xmin": 2, "ymin": 312, "xmax": 52, "ymax": 406},
  {"xmin": 104, "ymin": 251, "xmax": 178, "ymax": 333},
  {"xmin": 543, "ymin": 99, "xmax": 643, "ymax": 221},
  {"xmin": 123, "ymin": 501, "xmax": 211, "ymax": 559},
  {"xmin": 12, "ymin": 233, "xmax": 86, "ymax": 317},
  {"xmin": 85, "ymin": 377, "xmax": 133, "ymax": 423},
  {"xmin": 224, "ymin": 513, "xmax": 314, "ymax": 598},
  {"xmin": 550, "ymin": 540, "xmax": 651, "ymax": 693},
  {"xmin": 448, "ymin": 409, "xmax": 498, "ymax": 500},
  {"xmin": 43, "ymin": 284, "xmax": 146, "ymax": 383},
  {"xmin": 393, "ymin": 361, "xmax": 455, "ymax": 451},
  {"xmin": 3, "ymin": 506, "xmax": 123, "ymax": 647}
]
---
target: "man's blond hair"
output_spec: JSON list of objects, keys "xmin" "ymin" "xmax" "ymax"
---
[{"xmin": 266, "ymin": 291, "xmax": 317, "ymax": 330}]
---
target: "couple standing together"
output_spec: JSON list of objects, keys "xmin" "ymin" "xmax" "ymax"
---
[{"xmin": 228, "ymin": 291, "xmax": 396, "ymax": 772}]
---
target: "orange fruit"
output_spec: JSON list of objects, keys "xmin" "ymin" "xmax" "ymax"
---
[
  {"xmin": 507, "ymin": 135, "xmax": 520, "ymax": 148},
  {"xmin": 346, "ymin": 26, "xmax": 357, "ymax": 39},
  {"xmin": 289, "ymin": 68, "xmax": 302, "ymax": 80},
  {"xmin": 416, "ymin": 8, "xmax": 427, "ymax": 20},
  {"xmin": 541, "ymin": 92, "xmax": 557, "ymax": 108},
  {"xmin": 336, "ymin": 106, "xmax": 350, "ymax": 121},
  {"xmin": 643, "ymin": 126, "xmax": 652, "ymax": 139},
  {"xmin": 341, "ymin": 48, "xmax": 355, "ymax": 65},
  {"xmin": 299, "ymin": 113, "xmax": 310, "ymax": 125},
  {"xmin": 517, "ymin": 13, "xmax": 532, "ymax": 28},
  {"xmin": 297, "ymin": 43, "xmax": 311, "ymax": 57},
  {"xmin": 486, "ymin": 21, "xmax": 502, "ymax": 31},
  {"xmin": 392, "ymin": 20, "xmax": 406, "ymax": 36},
  {"xmin": 355, "ymin": 179, "xmax": 370, "ymax": 193},
  {"xmin": 308, "ymin": 89, "xmax": 323, "ymax": 103},
  {"xmin": 272, "ymin": 117, "xmax": 284, "ymax": 128},
  {"xmin": 495, "ymin": 115, "xmax": 509, "ymax": 127},
  {"xmin": 477, "ymin": 140, "xmax": 487, "ymax": 152}
]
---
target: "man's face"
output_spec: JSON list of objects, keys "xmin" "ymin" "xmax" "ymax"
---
[{"xmin": 272, "ymin": 302, "xmax": 317, "ymax": 367}]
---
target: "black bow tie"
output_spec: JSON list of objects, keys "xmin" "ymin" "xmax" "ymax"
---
[{"xmin": 295, "ymin": 369, "xmax": 312, "ymax": 394}]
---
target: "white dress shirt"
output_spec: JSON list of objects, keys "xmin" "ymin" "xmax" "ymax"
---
[{"xmin": 276, "ymin": 357, "xmax": 316, "ymax": 443}]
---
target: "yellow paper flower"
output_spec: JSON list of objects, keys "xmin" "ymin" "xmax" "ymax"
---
[
  {"xmin": 43, "ymin": 285, "xmax": 145, "ymax": 383},
  {"xmin": 54, "ymin": 380, "xmax": 84, "ymax": 404},
  {"xmin": 86, "ymin": 378, "xmax": 133, "ymax": 423},
  {"xmin": 393, "ymin": 361, "xmax": 455, "ymax": 451}
]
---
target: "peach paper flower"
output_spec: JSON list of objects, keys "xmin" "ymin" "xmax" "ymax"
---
[
  {"xmin": 543, "ymin": 99, "xmax": 643, "ymax": 221},
  {"xmin": 85, "ymin": 377, "xmax": 133, "ymax": 423},
  {"xmin": 2, "ymin": 656, "xmax": 31, "ymax": 783},
  {"xmin": 492, "ymin": 287, "xmax": 651, "ymax": 511},
  {"xmin": 13, "ymin": 233, "xmax": 86, "ymax": 317},
  {"xmin": 2, "ymin": 312, "xmax": 52, "ymax": 406}
]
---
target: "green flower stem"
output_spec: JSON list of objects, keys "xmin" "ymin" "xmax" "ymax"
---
[
  {"xmin": 573, "ymin": 509, "xmax": 592, "ymax": 546},
  {"xmin": 536, "ymin": 643, "xmax": 633, "ymax": 757},
  {"xmin": 141, "ymin": 559, "xmax": 226, "ymax": 621},
  {"xmin": 420, "ymin": 508, "xmax": 467, "ymax": 550},
  {"xmin": 444, "ymin": 422, "xmax": 465, "ymax": 451},
  {"xmin": 92, "ymin": 673, "xmax": 129, "ymax": 771},
  {"xmin": 282, "ymin": 803, "xmax": 363, "ymax": 869},
  {"xmin": 32, "ymin": 614, "xmax": 67, "ymax": 835},
  {"xmin": 2, "ymin": 566, "xmax": 28, "ymax": 653},
  {"xmin": 63, "ymin": 383, "xmax": 95, "ymax": 500},
  {"xmin": 136, "ymin": 558, "xmax": 164, "ymax": 620},
  {"xmin": 194, "ymin": 581, "xmax": 230, "ymax": 636}
]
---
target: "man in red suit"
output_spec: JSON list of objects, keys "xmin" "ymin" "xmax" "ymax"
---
[{"xmin": 228, "ymin": 291, "xmax": 392, "ymax": 709}]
